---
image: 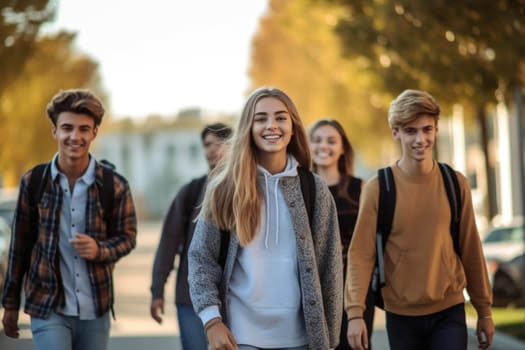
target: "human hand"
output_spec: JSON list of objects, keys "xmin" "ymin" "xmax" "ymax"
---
[
  {"xmin": 477, "ymin": 316, "xmax": 494, "ymax": 349},
  {"xmin": 206, "ymin": 319, "xmax": 238, "ymax": 350},
  {"xmin": 150, "ymin": 298, "xmax": 164, "ymax": 324},
  {"xmin": 69, "ymin": 233, "xmax": 98, "ymax": 260},
  {"xmin": 347, "ymin": 317, "xmax": 368, "ymax": 350},
  {"xmin": 2, "ymin": 309, "xmax": 20, "ymax": 338}
]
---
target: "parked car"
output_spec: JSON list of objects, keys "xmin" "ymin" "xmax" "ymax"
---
[
  {"xmin": 0, "ymin": 216, "xmax": 11, "ymax": 299},
  {"xmin": 491, "ymin": 254, "xmax": 525, "ymax": 307},
  {"xmin": 482, "ymin": 224, "xmax": 524, "ymax": 263},
  {"xmin": 482, "ymin": 224, "xmax": 525, "ymax": 307}
]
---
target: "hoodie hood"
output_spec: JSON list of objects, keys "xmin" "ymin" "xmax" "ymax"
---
[{"xmin": 257, "ymin": 154, "xmax": 299, "ymax": 248}]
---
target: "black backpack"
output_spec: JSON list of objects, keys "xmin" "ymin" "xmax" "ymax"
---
[
  {"xmin": 218, "ymin": 167, "xmax": 315, "ymax": 268},
  {"xmin": 372, "ymin": 162, "xmax": 461, "ymax": 309}
]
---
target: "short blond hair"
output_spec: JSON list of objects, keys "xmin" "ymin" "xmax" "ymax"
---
[{"xmin": 388, "ymin": 89, "xmax": 440, "ymax": 129}]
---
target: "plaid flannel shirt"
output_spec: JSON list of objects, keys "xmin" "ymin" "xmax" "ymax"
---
[{"xmin": 1, "ymin": 161, "xmax": 137, "ymax": 318}]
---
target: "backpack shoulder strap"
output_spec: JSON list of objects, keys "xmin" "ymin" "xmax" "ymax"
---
[
  {"xmin": 218, "ymin": 229, "xmax": 230, "ymax": 269},
  {"xmin": 186, "ymin": 175, "xmax": 208, "ymax": 215},
  {"xmin": 377, "ymin": 167, "xmax": 396, "ymax": 247},
  {"xmin": 24, "ymin": 163, "xmax": 50, "ymax": 253},
  {"xmin": 100, "ymin": 164, "xmax": 115, "ymax": 227},
  {"xmin": 28, "ymin": 163, "xmax": 50, "ymax": 209},
  {"xmin": 438, "ymin": 162, "xmax": 461, "ymax": 254},
  {"xmin": 376, "ymin": 166, "xmax": 395, "ymax": 287},
  {"xmin": 98, "ymin": 162, "xmax": 117, "ymax": 320},
  {"xmin": 297, "ymin": 166, "xmax": 315, "ymax": 228}
]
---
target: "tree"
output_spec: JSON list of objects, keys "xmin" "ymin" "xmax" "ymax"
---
[
  {"xmin": 0, "ymin": 31, "xmax": 105, "ymax": 186},
  {"xmin": 328, "ymin": 0, "xmax": 525, "ymax": 220},
  {"xmin": 249, "ymin": 0, "xmax": 394, "ymax": 165},
  {"xmin": 0, "ymin": 0, "xmax": 55, "ymax": 97}
]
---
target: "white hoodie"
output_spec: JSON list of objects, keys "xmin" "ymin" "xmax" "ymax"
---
[{"xmin": 227, "ymin": 155, "xmax": 308, "ymax": 347}]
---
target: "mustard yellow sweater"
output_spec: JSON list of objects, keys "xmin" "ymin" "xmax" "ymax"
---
[{"xmin": 344, "ymin": 161, "xmax": 492, "ymax": 318}]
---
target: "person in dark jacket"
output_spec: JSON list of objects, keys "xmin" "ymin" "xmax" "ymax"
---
[
  {"xmin": 1, "ymin": 89, "xmax": 137, "ymax": 350},
  {"xmin": 150, "ymin": 123, "xmax": 232, "ymax": 350}
]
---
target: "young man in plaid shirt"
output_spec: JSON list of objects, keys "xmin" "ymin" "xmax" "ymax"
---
[{"xmin": 2, "ymin": 89, "xmax": 137, "ymax": 350}]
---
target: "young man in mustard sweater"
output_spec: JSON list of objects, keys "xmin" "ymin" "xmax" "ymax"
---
[{"xmin": 344, "ymin": 89, "xmax": 494, "ymax": 350}]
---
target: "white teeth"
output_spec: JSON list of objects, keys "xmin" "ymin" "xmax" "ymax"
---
[{"xmin": 264, "ymin": 135, "xmax": 280, "ymax": 140}]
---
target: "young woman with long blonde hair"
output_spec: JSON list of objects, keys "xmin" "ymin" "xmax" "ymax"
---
[{"xmin": 188, "ymin": 87, "xmax": 343, "ymax": 350}]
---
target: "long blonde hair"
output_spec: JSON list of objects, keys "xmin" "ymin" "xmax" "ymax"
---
[{"xmin": 200, "ymin": 87, "xmax": 311, "ymax": 246}]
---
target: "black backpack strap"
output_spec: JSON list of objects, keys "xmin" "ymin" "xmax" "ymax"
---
[
  {"xmin": 186, "ymin": 175, "xmax": 208, "ymax": 217},
  {"xmin": 27, "ymin": 163, "xmax": 49, "ymax": 210},
  {"xmin": 99, "ymin": 162, "xmax": 115, "ymax": 227},
  {"xmin": 218, "ymin": 229, "xmax": 230, "ymax": 269},
  {"xmin": 26, "ymin": 163, "xmax": 50, "ymax": 249},
  {"xmin": 98, "ymin": 161, "xmax": 116, "ymax": 320},
  {"xmin": 438, "ymin": 162, "xmax": 461, "ymax": 254},
  {"xmin": 297, "ymin": 166, "xmax": 315, "ymax": 227},
  {"xmin": 376, "ymin": 167, "xmax": 395, "ymax": 288}
]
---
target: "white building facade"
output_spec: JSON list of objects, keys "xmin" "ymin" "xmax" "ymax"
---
[{"xmin": 93, "ymin": 126, "xmax": 208, "ymax": 220}]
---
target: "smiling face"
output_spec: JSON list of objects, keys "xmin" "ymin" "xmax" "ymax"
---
[
  {"xmin": 251, "ymin": 96, "xmax": 293, "ymax": 170},
  {"xmin": 393, "ymin": 115, "xmax": 438, "ymax": 164},
  {"xmin": 52, "ymin": 111, "xmax": 98, "ymax": 165},
  {"xmin": 310, "ymin": 124, "xmax": 344, "ymax": 171}
]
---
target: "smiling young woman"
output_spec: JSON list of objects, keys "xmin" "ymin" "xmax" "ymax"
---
[{"xmin": 188, "ymin": 87, "xmax": 343, "ymax": 350}]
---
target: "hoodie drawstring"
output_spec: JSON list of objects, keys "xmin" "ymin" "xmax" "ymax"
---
[
  {"xmin": 274, "ymin": 178, "xmax": 280, "ymax": 246},
  {"xmin": 263, "ymin": 174, "xmax": 281, "ymax": 248},
  {"xmin": 264, "ymin": 173, "xmax": 270, "ymax": 248}
]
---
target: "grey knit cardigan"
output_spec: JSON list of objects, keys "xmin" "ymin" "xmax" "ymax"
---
[{"xmin": 188, "ymin": 173, "xmax": 343, "ymax": 349}]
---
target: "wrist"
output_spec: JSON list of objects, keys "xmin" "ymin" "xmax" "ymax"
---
[
  {"xmin": 204, "ymin": 317, "xmax": 222, "ymax": 332},
  {"xmin": 348, "ymin": 316, "xmax": 363, "ymax": 322}
]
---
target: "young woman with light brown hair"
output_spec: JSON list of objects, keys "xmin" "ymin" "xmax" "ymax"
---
[{"xmin": 189, "ymin": 87, "xmax": 343, "ymax": 350}]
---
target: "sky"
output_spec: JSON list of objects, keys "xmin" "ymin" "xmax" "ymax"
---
[{"xmin": 43, "ymin": 0, "xmax": 269, "ymax": 119}]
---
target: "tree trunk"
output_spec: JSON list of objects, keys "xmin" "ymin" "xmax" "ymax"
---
[{"xmin": 477, "ymin": 105, "xmax": 496, "ymax": 221}]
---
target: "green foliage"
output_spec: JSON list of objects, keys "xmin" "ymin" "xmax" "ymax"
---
[
  {"xmin": 331, "ymin": 0, "xmax": 525, "ymax": 106},
  {"xmin": 0, "ymin": 0, "xmax": 55, "ymax": 97},
  {"xmin": 249, "ymin": 0, "xmax": 394, "ymax": 167}
]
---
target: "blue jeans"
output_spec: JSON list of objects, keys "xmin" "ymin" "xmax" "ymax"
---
[
  {"xmin": 30, "ymin": 311, "xmax": 110, "ymax": 350},
  {"xmin": 386, "ymin": 303, "xmax": 467, "ymax": 350},
  {"xmin": 176, "ymin": 304, "xmax": 207, "ymax": 350}
]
